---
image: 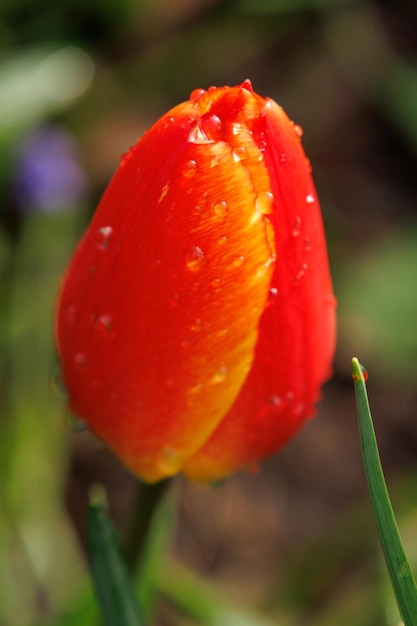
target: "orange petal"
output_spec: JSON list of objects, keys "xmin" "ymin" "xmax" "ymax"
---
[
  {"xmin": 183, "ymin": 98, "xmax": 336, "ymax": 482},
  {"xmin": 55, "ymin": 83, "xmax": 277, "ymax": 482}
]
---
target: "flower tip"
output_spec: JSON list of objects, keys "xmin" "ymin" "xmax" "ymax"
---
[{"xmin": 240, "ymin": 79, "xmax": 254, "ymax": 92}]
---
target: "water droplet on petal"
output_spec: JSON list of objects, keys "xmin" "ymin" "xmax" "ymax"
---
[
  {"xmin": 96, "ymin": 226, "xmax": 113, "ymax": 250},
  {"xmin": 256, "ymin": 191, "xmax": 274, "ymax": 214},
  {"xmin": 269, "ymin": 395, "xmax": 282, "ymax": 407},
  {"xmin": 279, "ymin": 153, "xmax": 286, "ymax": 163},
  {"xmin": 306, "ymin": 193, "xmax": 315, "ymax": 204},
  {"xmin": 292, "ymin": 217, "xmax": 302, "ymax": 237},
  {"xmin": 120, "ymin": 146, "xmax": 134, "ymax": 166},
  {"xmin": 269, "ymin": 286, "xmax": 279, "ymax": 301},
  {"xmin": 157, "ymin": 447, "xmax": 182, "ymax": 475},
  {"xmin": 231, "ymin": 123, "xmax": 242, "ymax": 136},
  {"xmin": 304, "ymin": 237, "xmax": 312, "ymax": 252},
  {"xmin": 190, "ymin": 318, "xmax": 202, "ymax": 332},
  {"xmin": 212, "ymin": 278, "xmax": 221, "ymax": 287},
  {"xmin": 210, "ymin": 155, "xmax": 221, "ymax": 168},
  {"xmin": 210, "ymin": 366, "xmax": 227, "ymax": 384},
  {"xmin": 200, "ymin": 113, "xmax": 223, "ymax": 141},
  {"xmin": 186, "ymin": 246, "xmax": 206, "ymax": 272},
  {"xmin": 293, "ymin": 124, "xmax": 303, "ymax": 137},
  {"xmin": 294, "ymin": 263, "xmax": 308, "ymax": 283},
  {"xmin": 95, "ymin": 314, "xmax": 112, "ymax": 333},
  {"xmin": 182, "ymin": 159, "xmax": 198, "ymax": 178},
  {"xmin": 213, "ymin": 200, "xmax": 228, "ymax": 217},
  {"xmin": 189, "ymin": 88, "xmax": 205, "ymax": 101},
  {"xmin": 74, "ymin": 352, "xmax": 88, "ymax": 367},
  {"xmin": 232, "ymin": 255, "xmax": 245, "ymax": 268},
  {"xmin": 233, "ymin": 146, "xmax": 247, "ymax": 161},
  {"xmin": 217, "ymin": 235, "xmax": 227, "ymax": 246},
  {"xmin": 65, "ymin": 305, "xmax": 77, "ymax": 323}
]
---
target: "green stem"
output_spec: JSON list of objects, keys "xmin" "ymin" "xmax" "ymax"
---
[{"xmin": 123, "ymin": 479, "xmax": 170, "ymax": 575}]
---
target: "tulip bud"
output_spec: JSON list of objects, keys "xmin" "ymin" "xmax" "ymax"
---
[{"xmin": 55, "ymin": 80, "xmax": 336, "ymax": 483}]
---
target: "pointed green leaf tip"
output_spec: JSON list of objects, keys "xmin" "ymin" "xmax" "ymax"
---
[
  {"xmin": 352, "ymin": 357, "xmax": 417, "ymax": 626},
  {"xmin": 87, "ymin": 488, "xmax": 145, "ymax": 626}
]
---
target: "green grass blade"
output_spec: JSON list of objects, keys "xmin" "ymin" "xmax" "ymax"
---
[
  {"xmin": 352, "ymin": 357, "xmax": 417, "ymax": 626},
  {"xmin": 87, "ymin": 489, "xmax": 145, "ymax": 626}
]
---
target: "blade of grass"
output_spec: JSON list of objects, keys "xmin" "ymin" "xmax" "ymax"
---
[
  {"xmin": 87, "ymin": 488, "xmax": 144, "ymax": 626},
  {"xmin": 352, "ymin": 357, "xmax": 417, "ymax": 626}
]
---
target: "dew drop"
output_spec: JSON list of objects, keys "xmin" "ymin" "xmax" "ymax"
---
[
  {"xmin": 217, "ymin": 235, "xmax": 227, "ymax": 246},
  {"xmin": 293, "ymin": 124, "xmax": 303, "ymax": 137},
  {"xmin": 232, "ymin": 122, "xmax": 242, "ymax": 136},
  {"xmin": 256, "ymin": 191, "xmax": 274, "ymax": 214},
  {"xmin": 210, "ymin": 366, "xmax": 227, "ymax": 384},
  {"xmin": 269, "ymin": 395, "xmax": 282, "ymax": 407},
  {"xmin": 189, "ymin": 87, "xmax": 205, "ymax": 101},
  {"xmin": 190, "ymin": 318, "xmax": 202, "ymax": 332},
  {"xmin": 210, "ymin": 155, "xmax": 221, "ymax": 168},
  {"xmin": 120, "ymin": 146, "xmax": 134, "ymax": 166},
  {"xmin": 188, "ymin": 123, "xmax": 211, "ymax": 145},
  {"xmin": 65, "ymin": 305, "xmax": 77, "ymax": 323},
  {"xmin": 279, "ymin": 153, "xmax": 286, "ymax": 163},
  {"xmin": 95, "ymin": 314, "xmax": 112, "ymax": 333},
  {"xmin": 166, "ymin": 116, "xmax": 175, "ymax": 125},
  {"xmin": 292, "ymin": 217, "xmax": 302, "ymax": 237},
  {"xmin": 186, "ymin": 246, "xmax": 206, "ymax": 272},
  {"xmin": 200, "ymin": 113, "xmax": 223, "ymax": 141},
  {"xmin": 233, "ymin": 146, "xmax": 247, "ymax": 161},
  {"xmin": 256, "ymin": 262, "xmax": 271, "ymax": 278},
  {"xmin": 306, "ymin": 193, "xmax": 315, "ymax": 204},
  {"xmin": 74, "ymin": 352, "xmax": 88, "ymax": 367},
  {"xmin": 188, "ymin": 114, "xmax": 222, "ymax": 144},
  {"xmin": 232, "ymin": 255, "xmax": 245, "ymax": 268},
  {"xmin": 192, "ymin": 204, "xmax": 203, "ymax": 216},
  {"xmin": 293, "ymin": 402, "xmax": 305, "ymax": 417},
  {"xmin": 269, "ymin": 286, "xmax": 279, "ymax": 301},
  {"xmin": 182, "ymin": 159, "xmax": 198, "ymax": 178},
  {"xmin": 213, "ymin": 200, "xmax": 228, "ymax": 217},
  {"xmin": 65, "ymin": 410, "xmax": 87, "ymax": 433},
  {"xmin": 157, "ymin": 447, "xmax": 183, "ymax": 475},
  {"xmin": 294, "ymin": 263, "xmax": 308, "ymax": 283},
  {"xmin": 96, "ymin": 226, "xmax": 113, "ymax": 250},
  {"xmin": 212, "ymin": 278, "xmax": 221, "ymax": 287},
  {"xmin": 304, "ymin": 237, "xmax": 312, "ymax": 252}
]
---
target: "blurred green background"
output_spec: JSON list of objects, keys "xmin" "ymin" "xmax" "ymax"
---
[{"xmin": 1, "ymin": 0, "xmax": 416, "ymax": 624}]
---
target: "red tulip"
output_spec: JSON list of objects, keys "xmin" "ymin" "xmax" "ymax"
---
[{"xmin": 55, "ymin": 80, "xmax": 336, "ymax": 483}]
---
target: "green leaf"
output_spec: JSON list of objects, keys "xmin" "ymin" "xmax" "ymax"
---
[
  {"xmin": 352, "ymin": 357, "xmax": 417, "ymax": 626},
  {"xmin": 87, "ymin": 488, "xmax": 145, "ymax": 626}
]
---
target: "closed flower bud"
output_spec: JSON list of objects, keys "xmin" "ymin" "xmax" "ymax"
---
[{"xmin": 55, "ymin": 81, "xmax": 336, "ymax": 483}]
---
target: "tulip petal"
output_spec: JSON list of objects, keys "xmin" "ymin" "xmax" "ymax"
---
[
  {"xmin": 56, "ymin": 85, "xmax": 279, "ymax": 482},
  {"xmin": 184, "ymin": 99, "xmax": 336, "ymax": 482}
]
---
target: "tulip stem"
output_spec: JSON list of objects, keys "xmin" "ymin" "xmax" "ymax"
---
[{"xmin": 124, "ymin": 479, "xmax": 170, "ymax": 575}]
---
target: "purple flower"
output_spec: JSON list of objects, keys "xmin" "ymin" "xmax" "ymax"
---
[{"xmin": 13, "ymin": 125, "xmax": 87, "ymax": 212}]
